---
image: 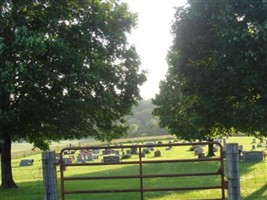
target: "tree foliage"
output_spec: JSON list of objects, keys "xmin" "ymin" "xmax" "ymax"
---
[
  {"xmin": 153, "ymin": 1, "xmax": 267, "ymax": 142},
  {"xmin": 0, "ymin": 0, "xmax": 145, "ymax": 188}
]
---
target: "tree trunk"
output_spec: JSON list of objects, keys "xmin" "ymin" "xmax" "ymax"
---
[
  {"xmin": 206, "ymin": 138, "xmax": 215, "ymax": 157},
  {"xmin": 1, "ymin": 134, "xmax": 17, "ymax": 188}
]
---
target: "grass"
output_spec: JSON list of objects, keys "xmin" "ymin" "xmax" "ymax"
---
[{"xmin": 0, "ymin": 136, "xmax": 266, "ymax": 200}]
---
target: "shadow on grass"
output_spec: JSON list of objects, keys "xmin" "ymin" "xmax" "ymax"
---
[
  {"xmin": 60, "ymin": 160, "xmax": 223, "ymax": 200},
  {"xmin": 0, "ymin": 180, "xmax": 44, "ymax": 200},
  {"xmin": 243, "ymin": 182, "xmax": 267, "ymax": 200}
]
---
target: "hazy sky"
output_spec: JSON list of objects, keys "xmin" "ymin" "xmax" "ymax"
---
[{"xmin": 121, "ymin": 0, "xmax": 187, "ymax": 100}]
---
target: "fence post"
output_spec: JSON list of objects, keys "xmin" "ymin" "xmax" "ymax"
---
[
  {"xmin": 226, "ymin": 143, "xmax": 241, "ymax": 200},
  {"xmin": 42, "ymin": 151, "xmax": 58, "ymax": 200}
]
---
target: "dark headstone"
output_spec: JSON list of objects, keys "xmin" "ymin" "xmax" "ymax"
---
[
  {"xmin": 243, "ymin": 151, "xmax": 264, "ymax": 162},
  {"xmin": 77, "ymin": 155, "xmax": 84, "ymax": 163},
  {"xmin": 130, "ymin": 146, "xmax": 138, "ymax": 154},
  {"xmin": 20, "ymin": 159, "xmax": 34, "ymax": 166},
  {"xmin": 154, "ymin": 150, "xmax": 161, "ymax": 157},
  {"xmin": 92, "ymin": 149, "xmax": 100, "ymax": 154},
  {"xmin": 103, "ymin": 155, "xmax": 120, "ymax": 163},
  {"xmin": 198, "ymin": 153, "xmax": 205, "ymax": 159}
]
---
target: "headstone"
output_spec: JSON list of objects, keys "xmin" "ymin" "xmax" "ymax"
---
[
  {"xmin": 252, "ymin": 145, "xmax": 256, "ymax": 150},
  {"xmin": 140, "ymin": 152, "xmax": 145, "ymax": 158},
  {"xmin": 243, "ymin": 151, "xmax": 264, "ymax": 162},
  {"xmin": 86, "ymin": 154, "xmax": 94, "ymax": 161},
  {"xmin": 194, "ymin": 147, "xmax": 204, "ymax": 158},
  {"xmin": 130, "ymin": 146, "xmax": 137, "ymax": 154},
  {"xmin": 63, "ymin": 158, "xmax": 71, "ymax": 164},
  {"xmin": 142, "ymin": 148, "xmax": 150, "ymax": 154},
  {"xmin": 20, "ymin": 159, "xmax": 34, "ymax": 166},
  {"xmin": 92, "ymin": 149, "xmax": 100, "ymax": 154},
  {"xmin": 77, "ymin": 155, "xmax": 84, "ymax": 163},
  {"xmin": 198, "ymin": 153, "xmax": 205, "ymax": 159},
  {"xmin": 154, "ymin": 150, "xmax": 161, "ymax": 157},
  {"xmin": 102, "ymin": 149, "xmax": 114, "ymax": 155},
  {"xmin": 194, "ymin": 147, "xmax": 203, "ymax": 155},
  {"xmin": 103, "ymin": 155, "xmax": 120, "ymax": 163},
  {"xmin": 165, "ymin": 146, "xmax": 171, "ymax": 151}
]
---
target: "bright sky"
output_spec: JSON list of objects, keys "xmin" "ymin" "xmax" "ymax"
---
[{"xmin": 121, "ymin": 0, "xmax": 187, "ymax": 100}]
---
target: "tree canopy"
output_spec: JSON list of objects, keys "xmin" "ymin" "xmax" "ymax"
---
[
  {"xmin": 0, "ymin": 0, "xmax": 145, "ymax": 188},
  {"xmin": 153, "ymin": 1, "xmax": 267, "ymax": 142}
]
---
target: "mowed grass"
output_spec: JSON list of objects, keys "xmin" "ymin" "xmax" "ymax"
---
[{"xmin": 0, "ymin": 136, "xmax": 266, "ymax": 200}]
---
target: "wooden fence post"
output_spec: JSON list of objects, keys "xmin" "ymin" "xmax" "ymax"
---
[
  {"xmin": 42, "ymin": 151, "xmax": 58, "ymax": 200},
  {"xmin": 226, "ymin": 143, "xmax": 241, "ymax": 200}
]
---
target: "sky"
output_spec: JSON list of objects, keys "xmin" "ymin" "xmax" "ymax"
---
[{"xmin": 121, "ymin": 0, "xmax": 187, "ymax": 100}]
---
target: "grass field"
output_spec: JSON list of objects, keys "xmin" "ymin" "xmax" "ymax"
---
[{"xmin": 0, "ymin": 136, "xmax": 266, "ymax": 200}]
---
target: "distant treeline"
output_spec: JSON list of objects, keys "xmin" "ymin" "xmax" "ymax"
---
[{"xmin": 125, "ymin": 100, "xmax": 168, "ymax": 137}]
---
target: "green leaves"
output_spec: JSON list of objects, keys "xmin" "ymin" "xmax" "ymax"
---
[
  {"xmin": 153, "ymin": 1, "xmax": 267, "ymax": 140},
  {"xmin": 0, "ymin": 0, "xmax": 145, "ymax": 145}
]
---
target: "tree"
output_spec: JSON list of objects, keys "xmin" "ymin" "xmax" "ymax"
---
[
  {"xmin": 153, "ymin": 0, "xmax": 267, "ymax": 156},
  {"xmin": 0, "ymin": 0, "xmax": 146, "ymax": 188}
]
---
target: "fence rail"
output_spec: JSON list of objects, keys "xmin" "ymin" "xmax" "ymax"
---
[{"xmin": 59, "ymin": 142, "xmax": 226, "ymax": 200}]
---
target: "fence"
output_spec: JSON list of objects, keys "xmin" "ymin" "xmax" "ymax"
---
[
  {"xmin": 1, "ymin": 138, "xmax": 266, "ymax": 199},
  {"xmin": 58, "ymin": 142, "xmax": 226, "ymax": 200}
]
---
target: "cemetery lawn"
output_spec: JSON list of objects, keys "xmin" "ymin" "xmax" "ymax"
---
[{"xmin": 0, "ymin": 136, "xmax": 266, "ymax": 200}]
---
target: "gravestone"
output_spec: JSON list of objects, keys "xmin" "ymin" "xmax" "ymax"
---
[
  {"xmin": 140, "ymin": 152, "xmax": 145, "ymax": 158},
  {"xmin": 77, "ymin": 155, "xmax": 84, "ymax": 163},
  {"xmin": 166, "ymin": 146, "xmax": 171, "ymax": 151},
  {"xmin": 92, "ymin": 149, "xmax": 100, "ymax": 154},
  {"xmin": 154, "ymin": 150, "xmax": 161, "ymax": 157},
  {"xmin": 63, "ymin": 158, "xmax": 72, "ymax": 164},
  {"xmin": 252, "ymin": 145, "xmax": 256, "ymax": 150},
  {"xmin": 130, "ymin": 146, "xmax": 138, "ymax": 154},
  {"xmin": 102, "ymin": 149, "xmax": 114, "ymax": 155},
  {"xmin": 86, "ymin": 154, "xmax": 94, "ymax": 161},
  {"xmin": 194, "ymin": 147, "xmax": 204, "ymax": 158},
  {"xmin": 243, "ymin": 151, "xmax": 264, "ymax": 162},
  {"xmin": 103, "ymin": 155, "xmax": 120, "ymax": 163},
  {"xmin": 20, "ymin": 159, "xmax": 34, "ymax": 166}
]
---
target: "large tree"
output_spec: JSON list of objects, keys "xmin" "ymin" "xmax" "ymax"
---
[
  {"xmin": 153, "ymin": 0, "xmax": 267, "ymax": 154},
  {"xmin": 0, "ymin": 0, "xmax": 145, "ymax": 188}
]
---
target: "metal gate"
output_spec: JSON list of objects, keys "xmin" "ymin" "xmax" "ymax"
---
[{"xmin": 60, "ymin": 141, "xmax": 226, "ymax": 200}]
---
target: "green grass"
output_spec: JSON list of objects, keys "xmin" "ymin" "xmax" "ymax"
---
[{"xmin": 0, "ymin": 136, "xmax": 266, "ymax": 200}]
